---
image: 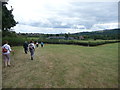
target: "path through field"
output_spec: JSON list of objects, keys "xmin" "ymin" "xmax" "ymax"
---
[{"xmin": 2, "ymin": 43, "xmax": 118, "ymax": 88}]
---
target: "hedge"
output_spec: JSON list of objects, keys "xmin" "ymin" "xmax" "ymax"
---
[{"xmin": 2, "ymin": 37, "xmax": 120, "ymax": 47}]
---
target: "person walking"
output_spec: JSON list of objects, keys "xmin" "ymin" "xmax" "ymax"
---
[
  {"xmin": 36, "ymin": 41, "xmax": 39, "ymax": 47},
  {"xmin": 23, "ymin": 41, "xmax": 28, "ymax": 54},
  {"xmin": 28, "ymin": 41, "xmax": 35, "ymax": 60},
  {"xmin": 41, "ymin": 42, "xmax": 44, "ymax": 47},
  {"xmin": 2, "ymin": 41, "xmax": 13, "ymax": 67}
]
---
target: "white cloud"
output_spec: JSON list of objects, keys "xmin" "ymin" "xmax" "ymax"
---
[
  {"xmin": 91, "ymin": 23, "xmax": 118, "ymax": 31},
  {"xmin": 73, "ymin": 25, "xmax": 87, "ymax": 29},
  {"xmin": 14, "ymin": 24, "xmax": 89, "ymax": 34},
  {"xmin": 6, "ymin": 0, "xmax": 118, "ymax": 33}
]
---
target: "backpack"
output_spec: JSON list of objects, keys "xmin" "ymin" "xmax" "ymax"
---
[
  {"xmin": 2, "ymin": 47, "xmax": 8, "ymax": 53},
  {"xmin": 29, "ymin": 44, "xmax": 34, "ymax": 50}
]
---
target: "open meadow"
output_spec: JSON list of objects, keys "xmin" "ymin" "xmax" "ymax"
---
[{"xmin": 2, "ymin": 43, "xmax": 118, "ymax": 88}]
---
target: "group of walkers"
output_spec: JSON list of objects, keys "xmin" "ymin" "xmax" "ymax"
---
[
  {"xmin": 23, "ymin": 41, "xmax": 44, "ymax": 60},
  {"xmin": 2, "ymin": 40, "xmax": 44, "ymax": 67}
]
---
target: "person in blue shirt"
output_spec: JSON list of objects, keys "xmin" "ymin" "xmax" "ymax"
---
[{"xmin": 41, "ymin": 42, "xmax": 44, "ymax": 47}]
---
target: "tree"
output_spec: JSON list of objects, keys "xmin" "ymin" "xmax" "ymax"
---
[
  {"xmin": 56, "ymin": 34, "xmax": 59, "ymax": 37},
  {"xmin": 2, "ymin": 3, "xmax": 17, "ymax": 31},
  {"xmin": 2, "ymin": 1, "xmax": 17, "ymax": 37},
  {"xmin": 46, "ymin": 34, "xmax": 49, "ymax": 37},
  {"xmin": 65, "ymin": 33, "xmax": 69, "ymax": 39}
]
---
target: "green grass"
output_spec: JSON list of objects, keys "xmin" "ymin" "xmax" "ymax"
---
[
  {"xmin": 2, "ymin": 43, "xmax": 118, "ymax": 88},
  {"xmin": 27, "ymin": 37, "xmax": 39, "ymax": 40}
]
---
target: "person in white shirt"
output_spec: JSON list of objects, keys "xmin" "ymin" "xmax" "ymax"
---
[
  {"xmin": 36, "ymin": 42, "xmax": 39, "ymax": 47},
  {"xmin": 28, "ymin": 41, "xmax": 35, "ymax": 60},
  {"xmin": 2, "ymin": 41, "xmax": 12, "ymax": 67}
]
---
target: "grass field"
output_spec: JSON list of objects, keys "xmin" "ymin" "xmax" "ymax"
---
[{"xmin": 2, "ymin": 43, "xmax": 118, "ymax": 88}]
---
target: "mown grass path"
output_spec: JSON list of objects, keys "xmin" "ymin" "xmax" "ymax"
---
[{"xmin": 3, "ymin": 43, "xmax": 118, "ymax": 88}]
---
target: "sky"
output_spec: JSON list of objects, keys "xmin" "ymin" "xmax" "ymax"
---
[{"xmin": 6, "ymin": 0, "xmax": 118, "ymax": 34}]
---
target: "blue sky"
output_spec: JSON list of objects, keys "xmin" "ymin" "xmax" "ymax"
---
[{"xmin": 7, "ymin": 0, "xmax": 118, "ymax": 34}]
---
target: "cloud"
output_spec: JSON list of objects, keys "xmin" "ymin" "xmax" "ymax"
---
[
  {"xmin": 7, "ymin": 0, "xmax": 118, "ymax": 33},
  {"xmin": 91, "ymin": 23, "xmax": 118, "ymax": 31},
  {"xmin": 14, "ymin": 24, "xmax": 89, "ymax": 34}
]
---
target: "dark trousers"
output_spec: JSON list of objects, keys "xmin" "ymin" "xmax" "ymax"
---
[
  {"xmin": 36, "ymin": 44, "xmax": 39, "ymax": 47},
  {"xmin": 24, "ymin": 48, "xmax": 28, "ymax": 54},
  {"xmin": 41, "ymin": 44, "xmax": 43, "ymax": 47}
]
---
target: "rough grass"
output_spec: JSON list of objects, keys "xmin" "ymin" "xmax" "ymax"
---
[{"xmin": 2, "ymin": 43, "xmax": 118, "ymax": 88}]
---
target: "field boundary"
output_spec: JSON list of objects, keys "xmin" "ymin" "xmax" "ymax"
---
[{"xmin": 42, "ymin": 40, "xmax": 120, "ymax": 47}]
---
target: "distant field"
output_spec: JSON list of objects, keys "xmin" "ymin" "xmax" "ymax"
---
[
  {"xmin": 2, "ymin": 43, "xmax": 118, "ymax": 88},
  {"xmin": 27, "ymin": 37, "xmax": 39, "ymax": 40}
]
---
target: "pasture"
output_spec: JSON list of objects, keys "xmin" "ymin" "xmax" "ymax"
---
[{"xmin": 2, "ymin": 43, "xmax": 118, "ymax": 88}]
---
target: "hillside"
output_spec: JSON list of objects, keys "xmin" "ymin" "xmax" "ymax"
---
[
  {"xmin": 73, "ymin": 29, "xmax": 119, "ymax": 36},
  {"xmin": 72, "ymin": 29, "xmax": 120, "ymax": 40}
]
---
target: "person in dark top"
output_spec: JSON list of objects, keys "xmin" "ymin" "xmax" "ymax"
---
[{"xmin": 23, "ymin": 41, "xmax": 28, "ymax": 54}]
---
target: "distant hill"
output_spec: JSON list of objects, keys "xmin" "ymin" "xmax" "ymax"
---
[
  {"xmin": 72, "ymin": 29, "xmax": 120, "ymax": 35},
  {"xmin": 72, "ymin": 29, "xmax": 120, "ymax": 40}
]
